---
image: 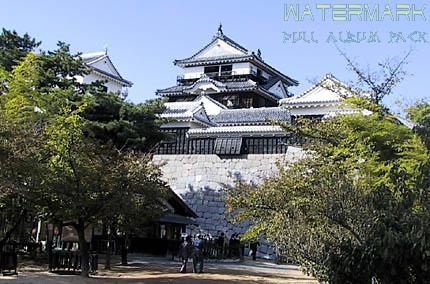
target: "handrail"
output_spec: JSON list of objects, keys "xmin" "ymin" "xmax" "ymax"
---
[{"xmin": 177, "ymin": 70, "xmax": 260, "ymax": 81}]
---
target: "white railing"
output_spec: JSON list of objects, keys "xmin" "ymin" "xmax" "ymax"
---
[{"xmin": 178, "ymin": 69, "xmax": 258, "ymax": 81}]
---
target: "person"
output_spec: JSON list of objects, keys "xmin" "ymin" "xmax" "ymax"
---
[
  {"xmin": 192, "ymin": 234, "xmax": 204, "ymax": 273},
  {"xmin": 179, "ymin": 235, "xmax": 192, "ymax": 273},
  {"xmin": 250, "ymin": 241, "xmax": 259, "ymax": 261},
  {"xmin": 215, "ymin": 232, "xmax": 224, "ymax": 259},
  {"xmin": 229, "ymin": 234, "xmax": 240, "ymax": 259}
]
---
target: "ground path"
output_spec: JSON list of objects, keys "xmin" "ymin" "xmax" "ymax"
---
[{"xmin": 1, "ymin": 255, "xmax": 318, "ymax": 283}]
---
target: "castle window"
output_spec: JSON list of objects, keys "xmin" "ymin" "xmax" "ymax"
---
[
  {"xmin": 204, "ymin": 65, "xmax": 233, "ymax": 77},
  {"xmin": 214, "ymin": 137, "xmax": 242, "ymax": 155},
  {"xmin": 221, "ymin": 95, "xmax": 239, "ymax": 108},
  {"xmin": 220, "ymin": 65, "xmax": 232, "ymax": 76},
  {"xmin": 242, "ymin": 97, "xmax": 253, "ymax": 108},
  {"xmin": 204, "ymin": 66, "xmax": 219, "ymax": 77}
]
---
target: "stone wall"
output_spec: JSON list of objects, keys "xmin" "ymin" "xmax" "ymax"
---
[{"xmin": 152, "ymin": 146, "xmax": 304, "ymax": 259}]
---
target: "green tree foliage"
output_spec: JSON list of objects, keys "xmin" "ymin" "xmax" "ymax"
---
[
  {"xmin": 408, "ymin": 102, "xmax": 430, "ymax": 148},
  {"xmin": 228, "ymin": 105, "xmax": 430, "ymax": 283},
  {"xmin": 0, "ymin": 52, "xmax": 46, "ymax": 247},
  {"xmin": 227, "ymin": 54, "xmax": 430, "ymax": 283},
  {"xmin": 0, "ymin": 28, "xmax": 40, "ymax": 71},
  {"xmin": 83, "ymin": 92, "xmax": 166, "ymax": 152},
  {"xmin": 0, "ymin": 40, "xmax": 168, "ymax": 277}
]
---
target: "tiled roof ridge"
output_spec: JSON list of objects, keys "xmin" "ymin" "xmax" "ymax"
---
[
  {"xmin": 174, "ymin": 31, "xmax": 249, "ymax": 64},
  {"xmin": 90, "ymin": 66, "xmax": 132, "ymax": 86},
  {"xmin": 80, "ymin": 51, "xmax": 132, "ymax": 87},
  {"xmin": 191, "ymin": 104, "xmax": 217, "ymax": 127},
  {"xmin": 194, "ymin": 74, "xmax": 226, "ymax": 88},
  {"xmin": 194, "ymin": 93, "xmax": 228, "ymax": 110},
  {"xmin": 81, "ymin": 51, "xmax": 106, "ymax": 60},
  {"xmin": 280, "ymin": 73, "xmax": 341, "ymax": 105},
  {"xmin": 217, "ymin": 33, "xmax": 249, "ymax": 54},
  {"xmin": 212, "ymin": 106, "xmax": 291, "ymax": 126},
  {"xmin": 176, "ymin": 54, "xmax": 251, "ymax": 65},
  {"xmin": 187, "ymin": 125, "xmax": 285, "ymax": 136},
  {"xmin": 219, "ymin": 106, "xmax": 284, "ymax": 113}
]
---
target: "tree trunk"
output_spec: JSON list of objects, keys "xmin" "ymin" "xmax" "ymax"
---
[
  {"xmin": 76, "ymin": 221, "xmax": 90, "ymax": 277},
  {"xmin": 121, "ymin": 234, "xmax": 128, "ymax": 266},
  {"xmin": 105, "ymin": 225, "xmax": 111, "ymax": 270},
  {"xmin": 46, "ymin": 225, "xmax": 53, "ymax": 271},
  {"xmin": 0, "ymin": 209, "xmax": 26, "ymax": 247}
]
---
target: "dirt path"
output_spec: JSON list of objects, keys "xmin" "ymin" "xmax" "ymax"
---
[{"xmin": 1, "ymin": 256, "xmax": 318, "ymax": 284}]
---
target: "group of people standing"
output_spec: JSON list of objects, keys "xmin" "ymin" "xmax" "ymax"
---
[
  {"xmin": 178, "ymin": 232, "xmax": 260, "ymax": 273},
  {"xmin": 179, "ymin": 234, "xmax": 204, "ymax": 273}
]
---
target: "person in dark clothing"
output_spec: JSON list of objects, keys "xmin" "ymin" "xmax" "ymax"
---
[
  {"xmin": 250, "ymin": 241, "xmax": 259, "ymax": 261},
  {"xmin": 215, "ymin": 232, "xmax": 225, "ymax": 259},
  {"xmin": 192, "ymin": 234, "xmax": 204, "ymax": 273},
  {"xmin": 229, "ymin": 234, "xmax": 240, "ymax": 258},
  {"xmin": 179, "ymin": 235, "xmax": 193, "ymax": 273}
]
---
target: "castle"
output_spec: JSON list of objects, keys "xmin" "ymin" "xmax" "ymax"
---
[
  {"xmin": 153, "ymin": 26, "xmax": 354, "ymax": 258},
  {"xmin": 78, "ymin": 27, "xmax": 356, "ymax": 258}
]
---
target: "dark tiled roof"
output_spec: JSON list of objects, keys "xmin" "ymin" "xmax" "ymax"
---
[
  {"xmin": 82, "ymin": 56, "xmax": 103, "ymax": 64},
  {"xmin": 91, "ymin": 66, "xmax": 133, "ymax": 87},
  {"xmin": 225, "ymin": 80, "xmax": 256, "ymax": 90},
  {"xmin": 251, "ymin": 57, "xmax": 298, "ymax": 86},
  {"xmin": 175, "ymin": 54, "xmax": 251, "ymax": 66},
  {"xmin": 157, "ymin": 79, "xmax": 257, "ymax": 95},
  {"xmin": 157, "ymin": 85, "xmax": 186, "ymax": 94},
  {"xmin": 212, "ymin": 107, "xmax": 291, "ymax": 126},
  {"xmin": 163, "ymin": 108, "xmax": 189, "ymax": 115},
  {"xmin": 157, "ymin": 81, "xmax": 283, "ymax": 102}
]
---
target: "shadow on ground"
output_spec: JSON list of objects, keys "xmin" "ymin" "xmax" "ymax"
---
[{"xmin": 6, "ymin": 257, "xmax": 318, "ymax": 284}]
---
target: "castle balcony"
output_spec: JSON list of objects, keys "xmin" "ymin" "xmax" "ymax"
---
[{"xmin": 176, "ymin": 70, "xmax": 267, "ymax": 85}]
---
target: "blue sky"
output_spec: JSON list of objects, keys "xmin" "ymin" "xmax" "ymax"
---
[{"xmin": 2, "ymin": 0, "xmax": 429, "ymax": 113}]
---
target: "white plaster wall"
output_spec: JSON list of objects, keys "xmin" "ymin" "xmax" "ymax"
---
[
  {"xmin": 183, "ymin": 62, "xmax": 252, "ymax": 79},
  {"xmin": 90, "ymin": 59, "xmax": 117, "ymax": 76},
  {"xmin": 82, "ymin": 73, "xmax": 123, "ymax": 93},
  {"xmin": 232, "ymin": 62, "xmax": 251, "ymax": 75},
  {"xmin": 184, "ymin": 66, "xmax": 204, "ymax": 79}
]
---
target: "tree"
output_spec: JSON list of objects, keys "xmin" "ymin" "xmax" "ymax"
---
[
  {"xmin": 77, "ymin": 80, "xmax": 166, "ymax": 268},
  {"xmin": 0, "ymin": 28, "xmax": 40, "ymax": 71},
  {"xmin": 408, "ymin": 102, "xmax": 430, "ymax": 148},
  {"xmin": 0, "ymin": 57, "xmax": 45, "ymax": 250},
  {"xmin": 38, "ymin": 105, "xmax": 168, "ymax": 276},
  {"xmin": 83, "ymin": 90, "xmax": 166, "ymax": 152},
  {"xmin": 1, "ymin": 42, "xmax": 168, "ymax": 277},
  {"xmin": 227, "ymin": 53, "xmax": 430, "ymax": 283}
]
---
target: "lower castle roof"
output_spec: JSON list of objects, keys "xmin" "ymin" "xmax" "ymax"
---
[
  {"xmin": 187, "ymin": 125, "xmax": 285, "ymax": 137},
  {"xmin": 212, "ymin": 107, "xmax": 290, "ymax": 126}
]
